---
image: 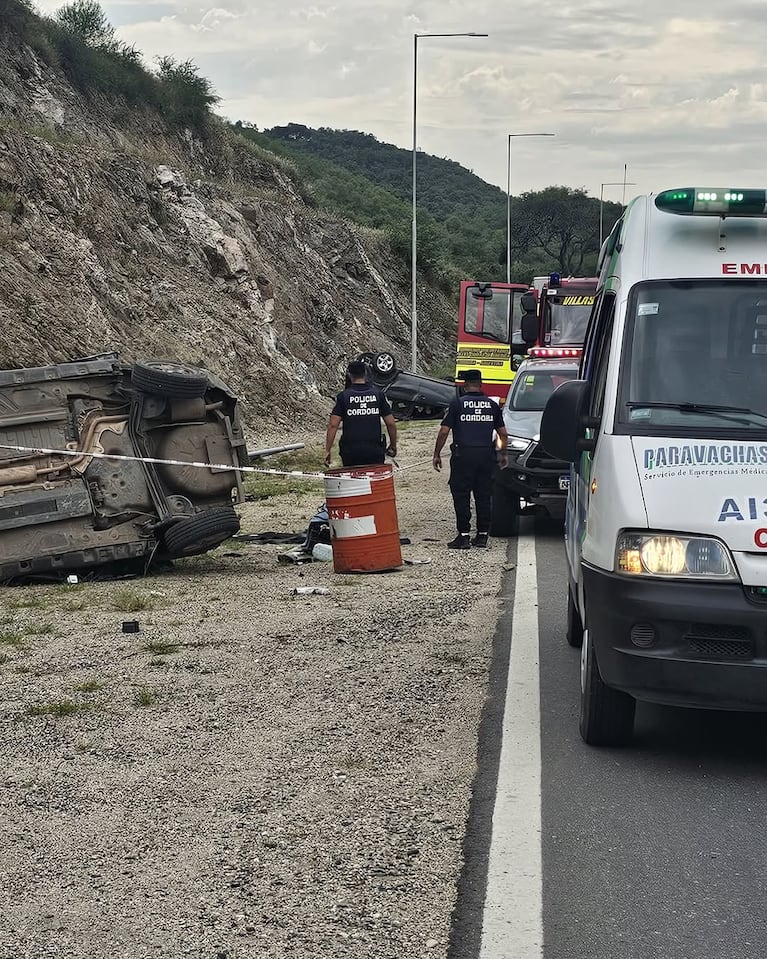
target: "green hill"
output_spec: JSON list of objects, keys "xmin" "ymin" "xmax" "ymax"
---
[{"xmin": 233, "ymin": 122, "xmax": 623, "ymax": 288}]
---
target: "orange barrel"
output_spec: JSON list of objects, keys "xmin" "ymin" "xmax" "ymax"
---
[{"xmin": 324, "ymin": 464, "xmax": 403, "ymax": 573}]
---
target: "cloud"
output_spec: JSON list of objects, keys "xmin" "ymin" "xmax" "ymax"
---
[
  {"xmin": 28, "ymin": 0, "xmax": 767, "ymax": 198},
  {"xmin": 190, "ymin": 8, "xmax": 241, "ymax": 33}
]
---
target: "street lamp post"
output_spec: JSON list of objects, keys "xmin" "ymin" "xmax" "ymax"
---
[
  {"xmin": 506, "ymin": 132, "xmax": 555, "ymax": 283},
  {"xmin": 411, "ymin": 31, "xmax": 488, "ymax": 373},
  {"xmin": 599, "ymin": 180, "xmax": 636, "ymax": 248}
]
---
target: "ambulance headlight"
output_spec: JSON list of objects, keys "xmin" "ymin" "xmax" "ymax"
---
[{"xmin": 615, "ymin": 532, "xmax": 736, "ymax": 580}]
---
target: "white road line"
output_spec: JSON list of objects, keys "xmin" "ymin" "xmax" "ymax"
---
[{"xmin": 479, "ymin": 533, "xmax": 543, "ymax": 959}]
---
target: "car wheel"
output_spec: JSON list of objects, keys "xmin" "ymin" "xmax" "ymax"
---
[
  {"xmin": 162, "ymin": 507, "xmax": 240, "ymax": 558},
  {"xmin": 489, "ymin": 481, "xmax": 520, "ymax": 537},
  {"xmin": 373, "ymin": 351, "xmax": 398, "ymax": 381},
  {"xmin": 132, "ymin": 359, "xmax": 209, "ymax": 398},
  {"xmin": 579, "ymin": 624, "xmax": 635, "ymax": 746},
  {"xmin": 566, "ymin": 584, "xmax": 584, "ymax": 648}
]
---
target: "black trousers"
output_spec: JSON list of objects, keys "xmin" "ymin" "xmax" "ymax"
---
[
  {"xmin": 448, "ymin": 445, "xmax": 495, "ymax": 534},
  {"xmin": 340, "ymin": 443, "xmax": 385, "ymax": 468}
]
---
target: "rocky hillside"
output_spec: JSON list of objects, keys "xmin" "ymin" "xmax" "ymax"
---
[{"xmin": 0, "ymin": 26, "xmax": 455, "ymax": 441}]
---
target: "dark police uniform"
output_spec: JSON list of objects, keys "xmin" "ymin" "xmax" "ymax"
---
[
  {"xmin": 331, "ymin": 383, "xmax": 393, "ymax": 467},
  {"xmin": 442, "ymin": 392, "xmax": 504, "ymax": 534}
]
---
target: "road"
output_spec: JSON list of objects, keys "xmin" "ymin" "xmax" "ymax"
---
[{"xmin": 450, "ymin": 517, "xmax": 767, "ymax": 959}]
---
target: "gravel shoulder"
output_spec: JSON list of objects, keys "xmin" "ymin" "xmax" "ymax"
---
[{"xmin": 0, "ymin": 420, "xmax": 511, "ymax": 959}]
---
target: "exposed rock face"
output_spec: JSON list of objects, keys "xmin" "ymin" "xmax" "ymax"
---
[{"xmin": 0, "ymin": 31, "xmax": 455, "ymax": 438}]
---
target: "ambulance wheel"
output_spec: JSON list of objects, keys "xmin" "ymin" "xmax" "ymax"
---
[
  {"xmin": 372, "ymin": 351, "xmax": 398, "ymax": 381},
  {"xmin": 566, "ymin": 585, "xmax": 584, "ymax": 648},
  {"xmin": 579, "ymin": 625, "xmax": 635, "ymax": 746},
  {"xmin": 489, "ymin": 482, "xmax": 520, "ymax": 537}
]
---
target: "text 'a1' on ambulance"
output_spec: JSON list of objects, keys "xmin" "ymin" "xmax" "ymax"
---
[{"xmin": 541, "ymin": 186, "xmax": 767, "ymax": 747}]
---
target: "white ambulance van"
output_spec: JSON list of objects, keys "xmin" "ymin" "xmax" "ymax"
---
[{"xmin": 541, "ymin": 187, "xmax": 767, "ymax": 746}]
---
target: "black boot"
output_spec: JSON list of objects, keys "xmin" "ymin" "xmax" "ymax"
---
[
  {"xmin": 448, "ymin": 533, "xmax": 471, "ymax": 550},
  {"xmin": 472, "ymin": 532, "xmax": 489, "ymax": 548}
]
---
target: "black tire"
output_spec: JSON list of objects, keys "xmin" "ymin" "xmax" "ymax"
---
[
  {"xmin": 131, "ymin": 359, "xmax": 209, "ymax": 398},
  {"xmin": 489, "ymin": 480, "xmax": 520, "ymax": 537},
  {"xmin": 162, "ymin": 507, "xmax": 240, "ymax": 558},
  {"xmin": 372, "ymin": 351, "xmax": 398, "ymax": 381},
  {"xmin": 566, "ymin": 584, "xmax": 584, "ymax": 648},
  {"xmin": 579, "ymin": 626, "xmax": 635, "ymax": 746}
]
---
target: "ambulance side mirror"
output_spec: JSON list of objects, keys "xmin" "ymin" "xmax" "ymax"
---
[{"xmin": 540, "ymin": 379, "xmax": 593, "ymax": 462}]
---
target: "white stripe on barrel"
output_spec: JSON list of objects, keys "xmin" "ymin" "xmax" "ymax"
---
[{"xmin": 324, "ymin": 477, "xmax": 373, "ymax": 498}]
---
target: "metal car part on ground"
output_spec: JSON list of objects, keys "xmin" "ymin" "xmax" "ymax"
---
[
  {"xmin": 490, "ymin": 357, "xmax": 580, "ymax": 537},
  {"xmin": 0, "ymin": 353, "xmax": 250, "ymax": 582}
]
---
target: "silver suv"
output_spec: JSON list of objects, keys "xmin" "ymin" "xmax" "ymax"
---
[
  {"xmin": 0, "ymin": 353, "xmax": 248, "ymax": 582},
  {"xmin": 491, "ymin": 357, "xmax": 580, "ymax": 536}
]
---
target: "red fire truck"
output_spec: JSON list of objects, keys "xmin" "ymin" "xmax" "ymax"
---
[
  {"xmin": 454, "ymin": 280, "xmax": 535, "ymax": 405},
  {"xmin": 521, "ymin": 273, "xmax": 597, "ymax": 359}
]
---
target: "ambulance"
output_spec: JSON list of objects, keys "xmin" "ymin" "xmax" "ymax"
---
[{"xmin": 541, "ymin": 186, "xmax": 767, "ymax": 746}]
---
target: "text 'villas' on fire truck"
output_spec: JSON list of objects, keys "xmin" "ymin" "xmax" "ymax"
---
[
  {"xmin": 454, "ymin": 281, "xmax": 534, "ymax": 405},
  {"xmin": 524, "ymin": 273, "xmax": 597, "ymax": 359}
]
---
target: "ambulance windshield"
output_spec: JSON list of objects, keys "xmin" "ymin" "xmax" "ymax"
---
[{"xmin": 621, "ymin": 280, "xmax": 767, "ymax": 431}]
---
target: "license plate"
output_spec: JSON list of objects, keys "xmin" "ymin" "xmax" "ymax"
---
[{"xmin": 558, "ymin": 475, "xmax": 570, "ymax": 491}]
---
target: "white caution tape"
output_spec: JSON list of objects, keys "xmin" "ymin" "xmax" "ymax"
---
[
  {"xmin": 0, "ymin": 442, "xmax": 326, "ymax": 480},
  {"xmin": 394, "ymin": 456, "xmax": 444, "ymax": 472},
  {"xmin": 0, "ymin": 443, "xmax": 443, "ymax": 480}
]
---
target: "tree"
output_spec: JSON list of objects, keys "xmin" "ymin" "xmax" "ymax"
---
[
  {"xmin": 513, "ymin": 186, "xmax": 598, "ymax": 275},
  {"xmin": 55, "ymin": 0, "xmax": 115, "ymax": 48}
]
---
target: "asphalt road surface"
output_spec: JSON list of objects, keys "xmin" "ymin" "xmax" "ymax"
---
[{"xmin": 450, "ymin": 516, "xmax": 767, "ymax": 959}]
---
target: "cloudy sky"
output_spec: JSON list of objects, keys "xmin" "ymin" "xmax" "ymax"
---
[{"xmin": 33, "ymin": 0, "xmax": 767, "ymax": 202}]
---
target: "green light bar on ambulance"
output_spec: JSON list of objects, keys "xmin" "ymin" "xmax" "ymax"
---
[{"xmin": 655, "ymin": 188, "xmax": 767, "ymax": 216}]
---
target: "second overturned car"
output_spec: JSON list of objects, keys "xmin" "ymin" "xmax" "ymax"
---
[
  {"xmin": 356, "ymin": 350, "xmax": 457, "ymax": 419},
  {"xmin": 0, "ymin": 353, "xmax": 250, "ymax": 582}
]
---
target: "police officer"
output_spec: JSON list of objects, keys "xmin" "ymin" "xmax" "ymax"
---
[
  {"xmin": 325, "ymin": 361, "xmax": 398, "ymax": 468},
  {"xmin": 432, "ymin": 369, "xmax": 508, "ymax": 549}
]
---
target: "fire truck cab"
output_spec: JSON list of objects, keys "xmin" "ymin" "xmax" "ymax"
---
[
  {"xmin": 521, "ymin": 274, "xmax": 597, "ymax": 360},
  {"xmin": 454, "ymin": 280, "xmax": 534, "ymax": 405}
]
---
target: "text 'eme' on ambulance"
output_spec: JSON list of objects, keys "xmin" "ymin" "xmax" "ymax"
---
[{"xmin": 541, "ymin": 187, "xmax": 767, "ymax": 746}]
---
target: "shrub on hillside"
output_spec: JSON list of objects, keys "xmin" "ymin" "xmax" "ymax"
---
[
  {"xmin": 156, "ymin": 56, "xmax": 219, "ymax": 133},
  {"xmin": 45, "ymin": 20, "xmax": 161, "ymax": 110}
]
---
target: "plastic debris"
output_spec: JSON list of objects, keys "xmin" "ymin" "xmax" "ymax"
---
[
  {"xmin": 278, "ymin": 549, "xmax": 313, "ymax": 564},
  {"xmin": 293, "ymin": 586, "xmax": 329, "ymax": 595}
]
